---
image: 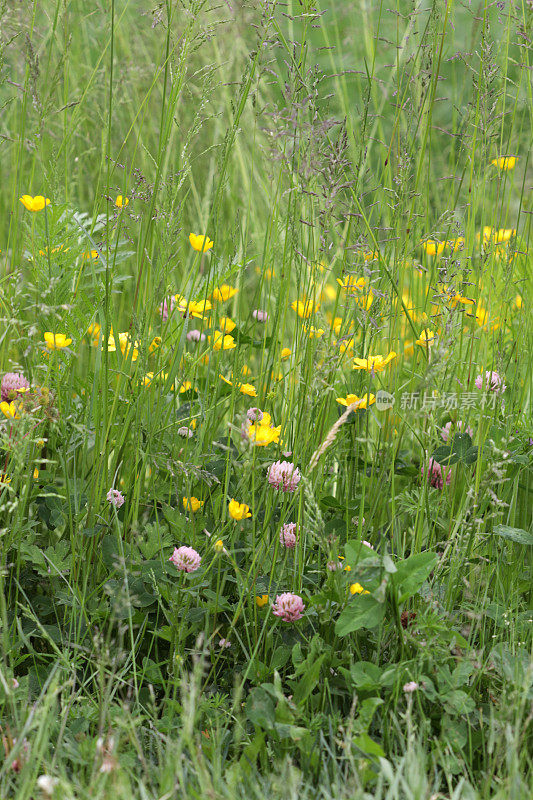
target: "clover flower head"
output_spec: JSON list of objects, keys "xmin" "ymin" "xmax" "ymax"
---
[
  {"xmin": 159, "ymin": 295, "xmax": 175, "ymax": 322},
  {"xmin": 272, "ymin": 592, "xmax": 305, "ymax": 622},
  {"xmin": 106, "ymin": 488, "xmax": 125, "ymax": 508},
  {"xmin": 247, "ymin": 406, "xmax": 263, "ymax": 422},
  {"xmin": 403, "ymin": 681, "xmax": 419, "ymax": 693},
  {"xmin": 268, "ymin": 460, "xmax": 301, "ymax": 492},
  {"xmin": 279, "ymin": 522, "xmax": 298, "ymax": 548},
  {"xmin": 1, "ymin": 373, "xmax": 30, "ymax": 402},
  {"xmin": 252, "ymin": 309, "xmax": 268, "ymax": 322},
  {"xmin": 187, "ymin": 329, "xmax": 205, "ymax": 343},
  {"xmin": 178, "ymin": 426, "xmax": 194, "ymax": 438},
  {"xmin": 423, "ymin": 457, "xmax": 451, "ymax": 490},
  {"xmin": 218, "ymin": 638, "xmax": 231, "ymax": 649},
  {"xmin": 441, "ymin": 420, "xmax": 473, "ymax": 443},
  {"xmin": 475, "ymin": 370, "xmax": 506, "ymax": 394},
  {"xmin": 169, "ymin": 545, "xmax": 201, "ymax": 573}
]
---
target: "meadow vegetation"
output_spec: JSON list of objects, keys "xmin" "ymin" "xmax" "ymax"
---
[{"xmin": 0, "ymin": 0, "xmax": 532, "ymax": 797}]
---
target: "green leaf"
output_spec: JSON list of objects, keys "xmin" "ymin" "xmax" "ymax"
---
[
  {"xmin": 349, "ymin": 661, "xmax": 383, "ymax": 691},
  {"xmin": 352, "ymin": 732, "xmax": 385, "ymax": 759},
  {"xmin": 493, "ymin": 525, "xmax": 533, "ymax": 546},
  {"xmin": 450, "ymin": 432, "xmax": 473, "ymax": 454},
  {"xmin": 463, "ymin": 446, "xmax": 479, "ymax": 465},
  {"xmin": 335, "ymin": 594, "xmax": 385, "ymax": 636},
  {"xmin": 431, "ymin": 445, "xmax": 453, "ymax": 465},
  {"xmin": 271, "ymin": 645, "xmax": 292, "ymax": 671},
  {"xmin": 432, "ymin": 434, "xmax": 478, "ymax": 466},
  {"xmin": 246, "ymin": 687, "xmax": 275, "ymax": 730},
  {"xmin": 392, "ymin": 551, "xmax": 438, "ymax": 602},
  {"xmin": 291, "ymin": 654, "xmax": 325, "ymax": 705},
  {"xmin": 441, "ymin": 689, "xmax": 476, "ymax": 716},
  {"xmin": 357, "ymin": 697, "xmax": 384, "ymax": 730}
]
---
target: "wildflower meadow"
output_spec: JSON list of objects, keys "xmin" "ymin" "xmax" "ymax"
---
[{"xmin": 0, "ymin": 1, "xmax": 532, "ymax": 798}]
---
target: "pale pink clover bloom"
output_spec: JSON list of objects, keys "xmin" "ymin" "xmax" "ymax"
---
[
  {"xmin": 272, "ymin": 592, "xmax": 305, "ymax": 622},
  {"xmin": 169, "ymin": 545, "xmax": 201, "ymax": 573}
]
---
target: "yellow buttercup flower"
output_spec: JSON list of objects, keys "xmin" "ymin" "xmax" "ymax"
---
[
  {"xmin": 115, "ymin": 195, "xmax": 129, "ymax": 207},
  {"xmin": 142, "ymin": 371, "xmax": 174, "ymax": 389},
  {"xmin": 82, "ymin": 249, "xmax": 99, "ymax": 260},
  {"xmin": 337, "ymin": 275, "xmax": 366, "ymax": 291},
  {"xmin": 178, "ymin": 381, "xmax": 195, "ymax": 393},
  {"xmin": 291, "ymin": 299, "xmax": 319, "ymax": 318},
  {"xmin": 337, "ymin": 339, "xmax": 356, "ymax": 356},
  {"xmin": 329, "ymin": 315, "xmax": 354, "ymax": 335},
  {"xmin": 237, "ymin": 382, "xmax": 256, "ymax": 397},
  {"xmin": 87, "ymin": 323, "xmax": 101, "ymax": 342},
  {"xmin": 514, "ymin": 295, "xmax": 523, "ymax": 310},
  {"xmin": 481, "ymin": 226, "xmax": 516, "ymax": 244},
  {"xmin": 422, "ymin": 240, "xmax": 446, "ymax": 256},
  {"xmin": 220, "ymin": 375, "xmax": 257, "ymax": 397},
  {"xmin": 355, "ymin": 290, "xmax": 374, "ymax": 310},
  {"xmin": 107, "ymin": 332, "xmax": 139, "ymax": 361},
  {"xmin": 415, "ymin": 329, "xmax": 435, "ymax": 347},
  {"xmin": 1, "ymin": 401, "xmax": 22, "ymax": 419},
  {"xmin": 211, "ymin": 284, "xmax": 237, "ymax": 302},
  {"xmin": 149, "ymin": 336, "xmax": 162, "ymax": 353},
  {"xmin": 321, "ymin": 283, "xmax": 337, "ymax": 302},
  {"xmin": 228, "ymin": 499, "xmax": 252, "ymax": 521},
  {"xmin": 446, "ymin": 237, "xmax": 465, "ymax": 252},
  {"xmin": 280, "ymin": 347, "xmax": 292, "ymax": 360},
  {"xmin": 336, "ymin": 393, "xmax": 376, "ymax": 410},
  {"xmin": 20, "ymin": 195, "xmax": 50, "ymax": 212},
  {"xmin": 352, "ymin": 352, "xmax": 396, "ymax": 372},
  {"xmin": 189, "ymin": 233, "xmax": 214, "ymax": 252},
  {"xmin": 218, "ymin": 317, "xmax": 236, "ymax": 333},
  {"xmin": 183, "ymin": 496, "xmax": 204, "ymax": 513},
  {"xmin": 38, "ymin": 245, "xmax": 69, "ymax": 256},
  {"xmin": 491, "ymin": 156, "xmax": 517, "ymax": 171},
  {"xmin": 214, "ymin": 539, "xmax": 224, "ymax": 553},
  {"xmin": 349, "ymin": 582, "xmax": 370, "ymax": 595},
  {"xmin": 175, "ymin": 295, "xmax": 213, "ymax": 319},
  {"xmin": 256, "ymin": 594, "xmax": 269, "ymax": 607},
  {"xmin": 247, "ymin": 412, "xmax": 281, "ymax": 446},
  {"xmin": 354, "ymin": 249, "xmax": 379, "ymax": 262},
  {"xmin": 307, "ymin": 326, "xmax": 324, "ymax": 338},
  {"xmin": 438, "ymin": 284, "xmax": 475, "ymax": 308},
  {"xmin": 449, "ymin": 292, "xmax": 475, "ymax": 308},
  {"xmin": 468, "ymin": 305, "xmax": 499, "ymax": 330},
  {"xmin": 210, "ymin": 331, "xmax": 236, "ymax": 351},
  {"xmin": 44, "ymin": 332, "xmax": 72, "ymax": 350}
]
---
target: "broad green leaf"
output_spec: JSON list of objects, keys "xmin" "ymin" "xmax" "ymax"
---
[
  {"xmin": 246, "ymin": 687, "xmax": 275, "ymax": 730},
  {"xmin": 335, "ymin": 595, "xmax": 385, "ymax": 636},
  {"xmin": 292, "ymin": 654, "xmax": 325, "ymax": 705},
  {"xmin": 349, "ymin": 661, "xmax": 383, "ymax": 691},
  {"xmin": 432, "ymin": 434, "xmax": 478, "ymax": 466},
  {"xmin": 352, "ymin": 732, "xmax": 385, "ymax": 759},
  {"xmin": 493, "ymin": 525, "xmax": 533, "ymax": 546},
  {"xmin": 392, "ymin": 551, "xmax": 438, "ymax": 602}
]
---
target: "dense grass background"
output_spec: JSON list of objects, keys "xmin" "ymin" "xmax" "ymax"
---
[{"xmin": 0, "ymin": 1, "xmax": 532, "ymax": 797}]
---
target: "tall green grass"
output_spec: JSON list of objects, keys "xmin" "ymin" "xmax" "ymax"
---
[{"xmin": 0, "ymin": 0, "xmax": 531, "ymax": 797}]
